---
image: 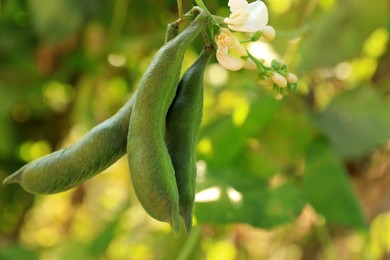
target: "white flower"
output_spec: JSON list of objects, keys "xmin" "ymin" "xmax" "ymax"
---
[
  {"xmin": 215, "ymin": 28, "xmax": 248, "ymax": 71},
  {"xmin": 224, "ymin": 0, "xmax": 269, "ymax": 33}
]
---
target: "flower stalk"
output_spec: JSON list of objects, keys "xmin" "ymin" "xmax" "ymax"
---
[{"xmin": 177, "ymin": 0, "xmax": 183, "ymax": 18}]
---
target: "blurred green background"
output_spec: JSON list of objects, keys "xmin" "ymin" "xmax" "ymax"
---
[{"xmin": 1, "ymin": 0, "xmax": 390, "ymax": 259}]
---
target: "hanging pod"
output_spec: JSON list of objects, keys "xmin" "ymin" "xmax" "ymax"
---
[
  {"xmin": 2, "ymin": 97, "xmax": 135, "ymax": 195},
  {"xmin": 126, "ymin": 8, "xmax": 209, "ymax": 236},
  {"xmin": 166, "ymin": 44, "xmax": 215, "ymax": 233},
  {"xmin": 2, "ymin": 17, "xmax": 183, "ymax": 195}
]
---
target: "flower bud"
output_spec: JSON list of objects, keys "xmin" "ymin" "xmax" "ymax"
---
[
  {"xmin": 243, "ymin": 58, "xmax": 257, "ymax": 70},
  {"xmin": 271, "ymin": 59, "xmax": 282, "ymax": 70},
  {"xmin": 275, "ymin": 93, "xmax": 283, "ymax": 100},
  {"xmin": 261, "ymin": 26, "xmax": 276, "ymax": 41},
  {"xmin": 258, "ymin": 78, "xmax": 273, "ymax": 89},
  {"xmin": 216, "ymin": 51, "xmax": 245, "ymax": 71},
  {"xmin": 286, "ymin": 73, "xmax": 298, "ymax": 84},
  {"xmin": 271, "ymin": 72, "xmax": 287, "ymax": 88}
]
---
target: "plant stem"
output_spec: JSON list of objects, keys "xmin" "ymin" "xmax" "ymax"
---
[
  {"xmin": 201, "ymin": 30, "xmax": 213, "ymax": 46},
  {"xmin": 176, "ymin": 226, "xmax": 202, "ymax": 260},
  {"xmin": 240, "ymin": 39, "xmax": 253, "ymax": 44},
  {"xmin": 212, "ymin": 15, "xmax": 225, "ymax": 24},
  {"xmin": 195, "ymin": 0, "xmax": 218, "ymax": 25},
  {"xmin": 177, "ymin": 0, "xmax": 183, "ymax": 18},
  {"xmin": 108, "ymin": 0, "xmax": 130, "ymax": 46},
  {"xmin": 247, "ymin": 51, "xmax": 266, "ymax": 72}
]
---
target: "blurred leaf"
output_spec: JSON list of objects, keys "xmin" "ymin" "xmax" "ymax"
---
[
  {"xmin": 0, "ymin": 245, "xmax": 37, "ymax": 260},
  {"xmin": 234, "ymin": 148, "xmax": 281, "ymax": 181},
  {"xmin": 195, "ymin": 183, "xmax": 306, "ymax": 228},
  {"xmin": 27, "ymin": 0, "xmax": 86, "ymax": 42},
  {"xmin": 195, "ymin": 98, "xmax": 313, "ymax": 228},
  {"xmin": 316, "ymin": 87, "xmax": 390, "ymax": 159},
  {"xmin": 57, "ymin": 242, "xmax": 93, "ymax": 260},
  {"xmin": 257, "ymin": 99, "xmax": 317, "ymax": 164},
  {"xmin": 197, "ymin": 167, "xmax": 268, "ymax": 194},
  {"xmin": 303, "ymin": 138, "xmax": 367, "ymax": 229},
  {"xmin": 200, "ymin": 94, "xmax": 280, "ymax": 168},
  {"xmin": 88, "ymin": 218, "xmax": 119, "ymax": 256},
  {"xmin": 299, "ymin": 0, "xmax": 388, "ymax": 70}
]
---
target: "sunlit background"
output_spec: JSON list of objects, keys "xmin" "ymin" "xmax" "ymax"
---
[{"xmin": 1, "ymin": 0, "xmax": 390, "ymax": 259}]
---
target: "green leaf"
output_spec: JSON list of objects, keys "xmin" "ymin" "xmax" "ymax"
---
[
  {"xmin": 258, "ymin": 99, "xmax": 317, "ymax": 164},
  {"xmin": 299, "ymin": 0, "xmax": 387, "ymax": 70},
  {"xmin": 88, "ymin": 218, "xmax": 119, "ymax": 256},
  {"xmin": 303, "ymin": 138, "xmax": 367, "ymax": 229},
  {"xmin": 0, "ymin": 245, "xmax": 38, "ymax": 260},
  {"xmin": 232, "ymin": 98, "xmax": 317, "ymax": 180},
  {"xmin": 199, "ymin": 94, "xmax": 280, "ymax": 167},
  {"xmin": 195, "ymin": 98, "xmax": 313, "ymax": 228},
  {"xmin": 316, "ymin": 87, "xmax": 390, "ymax": 159},
  {"xmin": 195, "ymin": 183, "xmax": 306, "ymax": 228},
  {"xmin": 57, "ymin": 242, "xmax": 94, "ymax": 260},
  {"xmin": 27, "ymin": 0, "xmax": 86, "ymax": 42}
]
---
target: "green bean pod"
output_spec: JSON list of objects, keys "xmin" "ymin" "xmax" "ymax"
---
[
  {"xmin": 165, "ymin": 45, "xmax": 214, "ymax": 233},
  {"xmin": 2, "ymin": 18, "xmax": 181, "ymax": 195},
  {"xmin": 127, "ymin": 8, "xmax": 209, "ymax": 235},
  {"xmin": 164, "ymin": 22, "xmax": 179, "ymax": 44},
  {"xmin": 2, "ymin": 97, "xmax": 135, "ymax": 194}
]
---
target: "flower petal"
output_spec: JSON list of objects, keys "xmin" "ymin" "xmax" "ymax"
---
[
  {"xmin": 228, "ymin": 0, "xmax": 248, "ymax": 12},
  {"xmin": 227, "ymin": 0, "xmax": 269, "ymax": 32},
  {"xmin": 230, "ymin": 37, "xmax": 247, "ymax": 56},
  {"xmin": 246, "ymin": 1, "xmax": 268, "ymax": 29},
  {"xmin": 216, "ymin": 51, "xmax": 245, "ymax": 71},
  {"xmin": 216, "ymin": 28, "xmax": 247, "ymax": 57},
  {"xmin": 224, "ymin": 11, "xmax": 249, "ymax": 25}
]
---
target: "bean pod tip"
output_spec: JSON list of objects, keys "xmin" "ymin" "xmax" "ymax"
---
[{"xmin": 2, "ymin": 168, "xmax": 23, "ymax": 185}]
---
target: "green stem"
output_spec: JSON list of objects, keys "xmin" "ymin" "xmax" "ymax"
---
[
  {"xmin": 170, "ymin": 6, "xmax": 204, "ymax": 28},
  {"xmin": 177, "ymin": 0, "xmax": 183, "ymax": 18},
  {"xmin": 240, "ymin": 31, "xmax": 262, "ymax": 44},
  {"xmin": 212, "ymin": 15, "xmax": 226, "ymax": 24},
  {"xmin": 247, "ymin": 51, "xmax": 266, "ymax": 72},
  {"xmin": 176, "ymin": 226, "xmax": 202, "ymax": 260},
  {"xmin": 240, "ymin": 39, "xmax": 253, "ymax": 44},
  {"xmin": 195, "ymin": 0, "xmax": 219, "ymax": 25},
  {"xmin": 108, "ymin": 0, "xmax": 130, "ymax": 46},
  {"xmin": 201, "ymin": 30, "xmax": 211, "ymax": 45}
]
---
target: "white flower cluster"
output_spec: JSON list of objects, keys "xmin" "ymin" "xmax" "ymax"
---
[
  {"xmin": 214, "ymin": 0, "xmax": 298, "ymax": 99},
  {"xmin": 216, "ymin": 0, "xmax": 274, "ymax": 71}
]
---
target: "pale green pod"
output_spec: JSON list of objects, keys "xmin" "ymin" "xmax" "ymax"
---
[
  {"xmin": 164, "ymin": 22, "xmax": 179, "ymax": 44},
  {"xmin": 166, "ymin": 45, "xmax": 214, "ymax": 233},
  {"xmin": 127, "ymin": 8, "xmax": 209, "ymax": 236},
  {"xmin": 2, "ymin": 97, "xmax": 134, "ymax": 194}
]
